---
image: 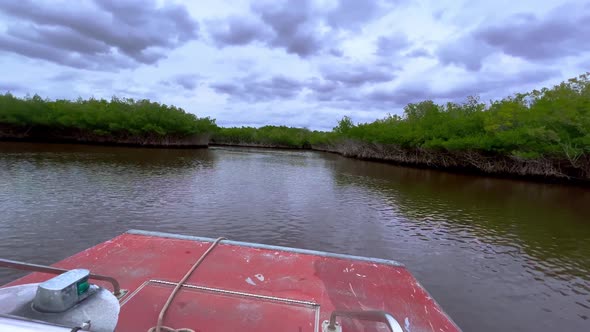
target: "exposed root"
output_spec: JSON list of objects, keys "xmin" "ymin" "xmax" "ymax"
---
[
  {"xmin": 313, "ymin": 140, "xmax": 590, "ymax": 182},
  {"xmin": 0, "ymin": 124, "xmax": 210, "ymax": 147}
]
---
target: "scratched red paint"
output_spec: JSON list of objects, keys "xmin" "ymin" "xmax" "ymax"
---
[{"xmin": 5, "ymin": 232, "xmax": 461, "ymax": 332}]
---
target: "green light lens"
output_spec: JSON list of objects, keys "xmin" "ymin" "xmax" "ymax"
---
[{"xmin": 77, "ymin": 278, "xmax": 89, "ymax": 295}]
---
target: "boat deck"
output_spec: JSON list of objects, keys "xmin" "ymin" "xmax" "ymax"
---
[{"xmin": 4, "ymin": 230, "xmax": 460, "ymax": 332}]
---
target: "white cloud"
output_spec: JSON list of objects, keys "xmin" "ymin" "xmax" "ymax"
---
[{"xmin": 0, "ymin": 0, "xmax": 587, "ymax": 130}]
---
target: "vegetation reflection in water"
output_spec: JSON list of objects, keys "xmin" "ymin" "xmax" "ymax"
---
[
  {"xmin": 0, "ymin": 144, "xmax": 589, "ymax": 330},
  {"xmin": 336, "ymin": 162, "xmax": 590, "ymax": 275},
  {"xmin": 327, "ymin": 158, "xmax": 590, "ymax": 328}
]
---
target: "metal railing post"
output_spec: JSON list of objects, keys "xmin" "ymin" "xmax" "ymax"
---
[{"xmin": 0, "ymin": 258, "xmax": 122, "ymax": 296}]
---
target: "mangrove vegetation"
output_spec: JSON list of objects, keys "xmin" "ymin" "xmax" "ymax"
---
[
  {"xmin": 211, "ymin": 126, "xmax": 315, "ymax": 148},
  {"xmin": 1, "ymin": 73, "xmax": 589, "ymax": 181},
  {"xmin": 214, "ymin": 73, "xmax": 590, "ymax": 180},
  {"xmin": 0, "ymin": 94, "xmax": 216, "ymax": 146}
]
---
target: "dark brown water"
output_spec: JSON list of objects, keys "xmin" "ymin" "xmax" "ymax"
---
[{"xmin": 0, "ymin": 142, "xmax": 589, "ymax": 331}]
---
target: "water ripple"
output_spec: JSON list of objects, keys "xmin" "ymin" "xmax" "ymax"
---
[{"xmin": 0, "ymin": 143, "xmax": 589, "ymax": 331}]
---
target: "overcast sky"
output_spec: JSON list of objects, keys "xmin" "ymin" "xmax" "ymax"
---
[{"xmin": 0, "ymin": 0, "xmax": 588, "ymax": 130}]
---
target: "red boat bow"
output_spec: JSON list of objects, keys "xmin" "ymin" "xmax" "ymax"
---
[{"xmin": 3, "ymin": 230, "xmax": 461, "ymax": 332}]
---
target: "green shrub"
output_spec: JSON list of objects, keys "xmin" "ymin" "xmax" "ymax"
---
[
  {"xmin": 0, "ymin": 95, "xmax": 217, "ymax": 137},
  {"xmin": 322, "ymin": 73, "xmax": 590, "ymax": 160}
]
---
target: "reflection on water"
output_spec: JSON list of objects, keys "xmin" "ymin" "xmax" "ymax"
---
[{"xmin": 0, "ymin": 142, "xmax": 589, "ymax": 331}]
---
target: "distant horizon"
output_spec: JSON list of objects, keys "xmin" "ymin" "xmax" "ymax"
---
[{"xmin": 0, "ymin": 0, "xmax": 588, "ymax": 131}]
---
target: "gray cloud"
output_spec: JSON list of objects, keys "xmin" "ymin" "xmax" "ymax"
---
[
  {"xmin": 405, "ymin": 48, "xmax": 432, "ymax": 58},
  {"xmin": 207, "ymin": 1, "xmax": 323, "ymax": 57},
  {"xmin": 208, "ymin": 0, "xmax": 396, "ymax": 57},
  {"xmin": 0, "ymin": 0, "xmax": 198, "ymax": 69},
  {"xmin": 304, "ymin": 77, "xmax": 361, "ymax": 104},
  {"xmin": 0, "ymin": 34, "xmax": 97, "ymax": 69},
  {"xmin": 50, "ymin": 72, "xmax": 83, "ymax": 81},
  {"xmin": 209, "ymin": 17, "xmax": 272, "ymax": 46},
  {"xmin": 376, "ymin": 33, "xmax": 411, "ymax": 56},
  {"xmin": 368, "ymin": 68, "xmax": 560, "ymax": 106},
  {"xmin": 159, "ymin": 74, "xmax": 201, "ymax": 90},
  {"xmin": 475, "ymin": 11, "xmax": 590, "ymax": 61},
  {"xmin": 364, "ymin": 89, "xmax": 428, "ymax": 107},
  {"xmin": 324, "ymin": 0, "xmax": 383, "ymax": 29},
  {"xmin": 211, "ymin": 61, "xmax": 397, "ymax": 105},
  {"xmin": 313, "ymin": 88, "xmax": 361, "ymax": 103},
  {"xmin": 436, "ymin": 5, "xmax": 590, "ymax": 71},
  {"xmin": 254, "ymin": 0, "xmax": 322, "ymax": 57},
  {"xmin": 94, "ymin": 0, "xmax": 196, "ymax": 34},
  {"xmin": 211, "ymin": 71, "xmax": 374, "ymax": 105},
  {"xmin": 0, "ymin": 82, "xmax": 23, "ymax": 92},
  {"xmin": 449, "ymin": 68, "xmax": 561, "ymax": 98},
  {"xmin": 174, "ymin": 74, "xmax": 200, "ymax": 90},
  {"xmin": 210, "ymin": 83, "xmax": 239, "ymax": 95},
  {"xmin": 306, "ymin": 78, "xmax": 341, "ymax": 94},
  {"xmin": 328, "ymin": 48, "xmax": 344, "ymax": 57},
  {"xmin": 432, "ymin": 9, "xmax": 445, "ymax": 20},
  {"xmin": 0, "ymin": 0, "xmax": 582, "ymax": 131},
  {"xmin": 210, "ymin": 75, "xmax": 305, "ymax": 102},
  {"xmin": 436, "ymin": 35, "xmax": 494, "ymax": 71},
  {"xmin": 7, "ymin": 25, "xmax": 110, "ymax": 55},
  {"xmin": 322, "ymin": 65, "xmax": 397, "ymax": 86}
]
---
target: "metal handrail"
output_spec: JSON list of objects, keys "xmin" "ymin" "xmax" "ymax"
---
[
  {"xmin": 327, "ymin": 310, "xmax": 403, "ymax": 332},
  {"xmin": 0, "ymin": 258, "xmax": 122, "ymax": 296}
]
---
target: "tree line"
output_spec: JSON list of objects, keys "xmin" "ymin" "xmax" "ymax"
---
[
  {"xmin": 0, "ymin": 94, "xmax": 217, "ymax": 138},
  {"xmin": 216, "ymin": 73, "xmax": 590, "ymax": 165},
  {"xmin": 1, "ymin": 73, "xmax": 588, "ymax": 170}
]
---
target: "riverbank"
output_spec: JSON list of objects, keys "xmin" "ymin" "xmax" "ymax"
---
[
  {"xmin": 0, "ymin": 124, "xmax": 210, "ymax": 148},
  {"xmin": 312, "ymin": 140, "xmax": 590, "ymax": 184},
  {"xmin": 2, "ymin": 73, "xmax": 588, "ymax": 183},
  {"xmin": 210, "ymin": 74, "xmax": 590, "ymax": 184},
  {"xmin": 0, "ymin": 94, "xmax": 216, "ymax": 148},
  {"xmin": 209, "ymin": 142, "xmax": 307, "ymax": 149},
  {"xmin": 207, "ymin": 141, "xmax": 590, "ymax": 185},
  {"xmin": 4, "ymin": 137, "xmax": 588, "ymax": 183}
]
